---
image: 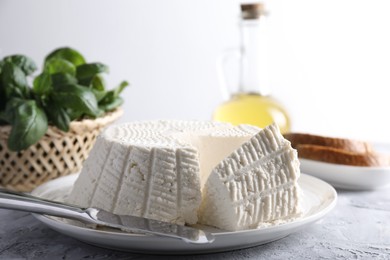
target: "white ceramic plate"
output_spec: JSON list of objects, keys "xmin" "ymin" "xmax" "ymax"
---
[
  {"xmin": 31, "ymin": 174, "xmax": 337, "ymax": 255},
  {"xmin": 299, "ymin": 142, "xmax": 390, "ymax": 190}
]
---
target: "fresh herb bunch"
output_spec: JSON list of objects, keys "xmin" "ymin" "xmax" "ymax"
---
[{"xmin": 0, "ymin": 47, "xmax": 128, "ymax": 152}]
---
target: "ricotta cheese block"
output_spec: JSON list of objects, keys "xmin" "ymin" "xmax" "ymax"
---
[
  {"xmin": 67, "ymin": 120, "xmax": 301, "ymax": 229},
  {"xmin": 198, "ymin": 123, "xmax": 301, "ymax": 231},
  {"xmin": 66, "ymin": 120, "xmax": 260, "ymax": 225}
]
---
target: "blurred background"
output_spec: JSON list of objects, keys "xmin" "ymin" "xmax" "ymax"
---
[{"xmin": 1, "ymin": 0, "xmax": 390, "ymax": 141}]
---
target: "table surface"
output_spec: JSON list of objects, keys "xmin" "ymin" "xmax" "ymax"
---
[{"xmin": 1, "ymin": 186, "xmax": 390, "ymax": 259}]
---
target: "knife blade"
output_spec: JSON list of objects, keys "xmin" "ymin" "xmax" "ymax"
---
[{"xmin": 0, "ymin": 188, "xmax": 215, "ymax": 244}]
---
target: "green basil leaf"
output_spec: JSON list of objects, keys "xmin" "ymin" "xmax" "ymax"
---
[
  {"xmin": 51, "ymin": 73, "xmax": 77, "ymax": 87},
  {"xmin": 1, "ymin": 62, "xmax": 30, "ymax": 99},
  {"xmin": 0, "ymin": 110, "xmax": 6, "ymax": 120},
  {"xmin": 113, "ymin": 81, "xmax": 129, "ymax": 97},
  {"xmin": 99, "ymin": 91, "xmax": 114, "ymax": 105},
  {"xmin": 76, "ymin": 63, "xmax": 108, "ymax": 86},
  {"xmin": 0, "ymin": 60, "xmax": 4, "ymax": 73},
  {"xmin": 4, "ymin": 98, "xmax": 24, "ymax": 123},
  {"xmin": 92, "ymin": 89, "xmax": 107, "ymax": 102},
  {"xmin": 7, "ymin": 100, "xmax": 48, "ymax": 151},
  {"xmin": 99, "ymin": 81, "xmax": 129, "ymax": 106},
  {"xmin": 3, "ymin": 55, "xmax": 37, "ymax": 76},
  {"xmin": 0, "ymin": 81, "xmax": 5, "ymax": 111},
  {"xmin": 44, "ymin": 102, "xmax": 70, "ymax": 132},
  {"xmin": 99, "ymin": 97, "xmax": 123, "ymax": 112},
  {"xmin": 44, "ymin": 58, "xmax": 76, "ymax": 76},
  {"xmin": 90, "ymin": 75, "xmax": 107, "ymax": 102},
  {"xmin": 91, "ymin": 74, "xmax": 106, "ymax": 90},
  {"xmin": 66, "ymin": 109, "xmax": 84, "ymax": 121},
  {"xmin": 0, "ymin": 111, "xmax": 7, "ymax": 125},
  {"xmin": 33, "ymin": 72, "xmax": 52, "ymax": 95},
  {"xmin": 51, "ymin": 84, "xmax": 100, "ymax": 117},
  {"xmin": 45, "ymin": 47, "xmax": 86, "ymax": 67}
]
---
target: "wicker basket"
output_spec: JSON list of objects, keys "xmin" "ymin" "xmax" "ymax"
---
[{"xmin": 0, "ymin": 108, "xmax": 123, "ymax": 192}]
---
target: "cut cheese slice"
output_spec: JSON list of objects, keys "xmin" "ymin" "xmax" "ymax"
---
[{"xmin": 198, "ymin": 123, "xmax": 301, "ymax": 231}]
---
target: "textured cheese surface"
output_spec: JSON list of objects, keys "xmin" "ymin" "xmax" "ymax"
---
[
  {"xmin": 198, "ymin": 123, "xmax": 302, "ymax": 231},
  {"xmin": 66, "ymin": 120, "xmax": 260, "ymax": 225}
]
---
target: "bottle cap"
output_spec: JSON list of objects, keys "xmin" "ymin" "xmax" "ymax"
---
[{"xmin": 241, "ymin": 3, "xmax": 267, "ymax": 20}]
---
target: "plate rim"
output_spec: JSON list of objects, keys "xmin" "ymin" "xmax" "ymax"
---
[
  {"xmin": 31, "ymin": 173, "xmax": 337, "ymax": 253},
  {"xmin": 300, "ymin": 158, "xmax": 390, "ymax": 190},
  {"xmin": 300, "ymin": 158, "xmax": 390, "ymax": 172}
]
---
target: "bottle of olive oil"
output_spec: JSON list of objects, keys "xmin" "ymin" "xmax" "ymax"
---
[{"xmin": 213, "ymin": 3, "xmax": 290, "ymax": 133}]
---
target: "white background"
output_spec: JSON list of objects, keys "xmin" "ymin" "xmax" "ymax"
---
[{"xmin": 1, "ymin": 0, "xmax": 390, "ymax": 142}]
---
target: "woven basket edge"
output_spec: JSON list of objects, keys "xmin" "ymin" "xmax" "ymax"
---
[{"xmin": 0, "ymin": 108, "xmax": 123, "ymax": 138}]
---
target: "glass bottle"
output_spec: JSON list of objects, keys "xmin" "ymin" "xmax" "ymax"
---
[{"xmin": 213, "ymin": 3, "xmax": 291, "ymax": 133}]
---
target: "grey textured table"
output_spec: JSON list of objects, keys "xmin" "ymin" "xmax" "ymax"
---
[{"xmin": 1, "ymin": 188, "xmax": 389, "ymax": 259}]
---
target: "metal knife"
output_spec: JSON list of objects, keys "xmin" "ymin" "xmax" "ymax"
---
[{"xmin": 0, "ymin": 188, "xmax": 215, "ymax": 244}]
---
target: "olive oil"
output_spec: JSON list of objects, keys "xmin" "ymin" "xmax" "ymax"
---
[
  {"xmin": 213, "ymin": 3, "xmax": 291, "ymax": 133},
  {"xmin": 213, "ymin": 93, "xmax": 290, "ymax": 133}
]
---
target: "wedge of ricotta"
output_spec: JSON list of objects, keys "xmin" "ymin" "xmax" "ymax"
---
[
  {"xmin": 198, "ymin": 123, "xmax": 301, "ymax": 231},
  {"xmin": 66, "ymin": 120, "xmax": 260, "ymax": 225}
]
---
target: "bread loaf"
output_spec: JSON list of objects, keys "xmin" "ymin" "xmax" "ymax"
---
[
  {"xmin": 283, "ymin": 133, "xmax": 372, "ymax": 153},
  {"xmin": 284, "ymin": 133, "xmax": 389, "ymax": 167}
]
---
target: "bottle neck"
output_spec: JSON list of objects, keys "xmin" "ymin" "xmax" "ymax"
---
[{"xmin": 238, "ymin": 18, "xmax": 271, "ymax": 96}]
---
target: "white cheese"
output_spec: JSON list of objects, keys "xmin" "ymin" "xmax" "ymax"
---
[
  {"xmin": 67, "ymin": 121, "xmax": 301, "ymax": 228},
  {"xmin": 198, "ymin": 123, "xmax": 301, "ymax": 231}
]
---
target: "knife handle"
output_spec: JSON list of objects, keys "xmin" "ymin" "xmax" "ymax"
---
[{"xmin": 0, "ymin": 188, "xmax": 93, "ymax": 223}]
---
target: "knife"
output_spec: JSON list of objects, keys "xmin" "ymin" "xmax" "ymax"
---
[{"xmin": 0, "ymin": 188, "xmax": 215, "ymax": 244}]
